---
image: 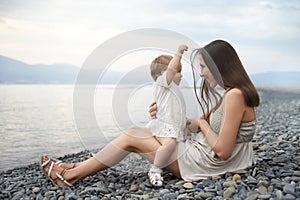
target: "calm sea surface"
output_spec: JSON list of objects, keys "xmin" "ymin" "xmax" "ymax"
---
[{"xmin": 0, "ymin": 85, "xmax": 200, "ymax": 171}]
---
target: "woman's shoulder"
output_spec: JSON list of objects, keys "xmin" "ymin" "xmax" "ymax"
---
[
  {"xmin": 225, "ymin": 88, "xmax": 243, "ymax": 97},
  {"xmin": 224, "ymin": 88, "xmax": 245, "ymax": 105}
]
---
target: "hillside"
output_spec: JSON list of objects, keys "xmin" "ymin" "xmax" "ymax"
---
[
  {"xmin": 0, "ymin": 55, "xmax": 79, "ymax": 84},
  {"xmin": 0, "ymin": 55, "xmax": 299, "ymax": 86}
]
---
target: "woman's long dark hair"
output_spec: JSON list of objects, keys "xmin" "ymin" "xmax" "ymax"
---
[{"xmin": 191, "ymin": 40, "xmax": 260, "ymax": 119}]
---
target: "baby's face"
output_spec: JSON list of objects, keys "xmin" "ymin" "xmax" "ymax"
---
[{"xmin": 173, "ymin": 71, "xmax": 182, "ymax": 85}]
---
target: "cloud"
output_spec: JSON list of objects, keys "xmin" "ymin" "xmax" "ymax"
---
[
  {"xmin": 259, "ymin": 1, "xmax": 273, "ymax": 10},
  {"xmin": 237, "ymin": 43, "xmax": 300, "ymax": 74},
  {"xmin": 0, "ymin": 17, "xmax": 5, "ymax": 24},
  {"xmin": 0, "ymin": 0, "xmax": 299, "ymax": 73}
]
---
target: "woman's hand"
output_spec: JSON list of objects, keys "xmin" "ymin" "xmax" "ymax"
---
[
  {"xmin": 148, "ymin": 101, "xmax": 157, "ymax": 119},
  {"xmin": 186, "ymin": 118, "xmax": 201, "ymax": 133}
]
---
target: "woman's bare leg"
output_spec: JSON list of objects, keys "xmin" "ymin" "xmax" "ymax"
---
[{"xmin": 42, "ymin": 126, "xmax": 181, "ymax": 186}]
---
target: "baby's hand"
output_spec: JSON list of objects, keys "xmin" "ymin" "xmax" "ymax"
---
[{"xmin": 177, "ymin": 45, "xmax": 188, "ymax": 55}]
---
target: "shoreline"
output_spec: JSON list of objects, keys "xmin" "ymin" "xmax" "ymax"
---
[{"xmin": 1, "ymin": 88, "xmax": 300, "ymax": 199}]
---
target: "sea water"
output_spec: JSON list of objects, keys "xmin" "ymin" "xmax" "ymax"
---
[{"xmin": 0, "ymin": 84, "xmax": 200, "ymax": 171}]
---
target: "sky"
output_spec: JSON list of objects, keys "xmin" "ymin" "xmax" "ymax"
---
[{"xmin": 0, "ymin": 0, "xmax": 300, "ymax": 74}]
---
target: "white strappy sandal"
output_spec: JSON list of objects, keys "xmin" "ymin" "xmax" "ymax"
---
[
  {"xmin": 42, "ymin": 155, "xmax": 77, "ymax": 169},
  {"xmin": 39, "ymin": 155, "xmax": 73, "ymax": 187},
  {"xmin": 148, "ymin": 166, "xmax": 163, "ymax": 187},
  {"xmin": 52, "ymin": 158, "xmax": 76, "ymax": 169}
]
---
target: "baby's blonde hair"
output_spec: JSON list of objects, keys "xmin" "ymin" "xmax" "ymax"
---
[{"xmin": 151, "ymin": 55, "xmax": 179, "ymax": 81}]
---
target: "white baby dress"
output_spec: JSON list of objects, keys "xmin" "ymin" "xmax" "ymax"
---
[{"xmin": 146, "ymin": 71, "xmax": 187, "ymax": 141}]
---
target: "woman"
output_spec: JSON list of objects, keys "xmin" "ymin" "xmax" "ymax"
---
[{"xmin": 40, "ymin": 40, "xmax": 259, "ymax": 186}]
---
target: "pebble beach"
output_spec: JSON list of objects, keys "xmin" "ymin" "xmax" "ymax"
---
[{"xmin": 1, "ymin": 88, "xmax": 300, "ymax": 200}]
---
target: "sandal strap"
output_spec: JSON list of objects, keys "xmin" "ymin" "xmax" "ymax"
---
[
  {"xmin": 48, "ymin": 161, "xmax": 55, "ymax": 177},
  {"xmin": 55, "ymin": 169, "xmax": 73, "ymax": 187},
  {"xmin": 149, "ymin": 172, "xmax": 163, "ymax": 181},
  {"xmin": 54, "ymin": 160, "xmax": 63, "ymax": 167},
  {"xmin": 149, "ymin": 165, "xmax": 162, "ymax": 173},
  {"xmin": 54, "ymin": 159, "xmax": 76, "ymax": 169},
  {"xmin": 41, "ymin": 158, "xmax": 52, "ymax": 168}
]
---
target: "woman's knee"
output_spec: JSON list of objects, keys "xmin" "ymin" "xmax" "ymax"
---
[
  {"xmin": 117, "ymin": 126, "xmax": 147, "ymax": 149},
  {"xmin": 127, "ymin": 125, "xmax": 141, "ymax": 132},
  {"xmin": 126, "ymin": 126, "xmax": 152, "ymax": 138},
  {"xmin": 158, "ymin": 137, "xmax": 176, "ymax": 146}
]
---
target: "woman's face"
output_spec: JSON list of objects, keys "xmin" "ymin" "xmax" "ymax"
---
[{"xmin": 199, "ymin": 55, "xmax": 218, "ymax": 88}]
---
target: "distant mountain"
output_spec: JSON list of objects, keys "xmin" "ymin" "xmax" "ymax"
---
[
  {"xmin": 179, "ymin": 71, "xmax": 300, "ymax": 87},
  {"xmin": 0, "ymin": 55, "xmax": 79, "ymax": 84},
  {"xmin": 0, "ymin": 55, "xmax": 299, "ymax": 86},
  {"xmin": 182, "ymin": 71, "xmax": 300, "ymax": 87},
  {"xmin": 250, "ymin": 71, "xmax": 300, "ymax": 87},
  {"xmin": 0, "ymin": 55, "xmax": 153, "ymax": 84}
]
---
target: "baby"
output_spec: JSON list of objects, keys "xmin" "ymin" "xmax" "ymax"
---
[{"xmin": 146, "ymin": 45, "xmax": 188, "ymax": 187}]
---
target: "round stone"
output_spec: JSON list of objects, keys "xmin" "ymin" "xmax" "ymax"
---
[
  {"xmin": 183, "ymin": 182, "xmax": 194, "ymax": 189},
  {"xmin": 129, "ymin": 184, "xmax": 138, "ymax": 192},
  {"xmin": 32, "ymin": 187, "xmax": 40, "ymax": 193}
]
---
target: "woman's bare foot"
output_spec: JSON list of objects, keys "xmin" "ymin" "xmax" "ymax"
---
[{"xmin": 43, "ymin": 155, "xmax": 80, "ymax": 169}]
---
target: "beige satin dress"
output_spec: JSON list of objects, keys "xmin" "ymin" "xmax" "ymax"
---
[{"xmin": 177, "ymin": 100, "xmax": 256, "ymax": 181}]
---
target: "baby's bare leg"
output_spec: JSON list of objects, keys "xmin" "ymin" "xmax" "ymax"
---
[{"xmin": 154, "ymin": 137, "xmax": 177, "ymax": 168}]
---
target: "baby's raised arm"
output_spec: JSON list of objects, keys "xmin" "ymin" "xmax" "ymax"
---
[{"xmin": 166, "ymin": 45, "xmax": 188, "ymax": 85}]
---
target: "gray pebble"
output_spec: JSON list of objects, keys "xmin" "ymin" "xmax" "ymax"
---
[
  {"xmin": 32, "ymin": 187, "xmax": 40, "ymax": 193},
  {"xmin": 293, "ymin": 171, "xmax": 300, "ymax": 176},
  {"xmin": 90, "ymin": 196, "xmax": 100, "ymax": 200},
  {"xmin": 178, "ymin": 188, "xmax": 186, "ymax": 194},
  {"xmin": 200, "ymin": 192, "xmax": 213, "ymax": 199},
  {"xmin": 223, "ymin": 181, "xmax": 235, "ymax": 188},
  {"xmin": 223, "ymin": 188, "xmax": 234, "ymax": 198},
  {"xmin": 259, "ymin": 194, "xmax": 272, "ymax": 199},
  {"xmin": 163, "ymin": 192, "xmax": 177, "ymax": 199},
  {"xmin": 11, "ymin": 194, "xmax": 23, "ymax": 200},
  {"xmin": 246, "ymin": 191, "xmax": 259, "ymax": 200},
  {"xmin": 45, "ymin": 191, "xmax": 56, "ymax": 197},
  {"xmin": 276, "ymin": 190, "xmax": 283, "ymax": 199},
  {"xmin": 282, "ymin": 194, "xmax": 296, "ymax": 200},
  {"xmin": 283, "ymin": 183, "xmax": 295, "ymax": 194},
  {"xmin": 177, "ymin": 193, "xmax": 187, "ymax": 199}
]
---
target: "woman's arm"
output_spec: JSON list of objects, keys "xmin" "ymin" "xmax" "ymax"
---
[
  {"xmin": 199, "ymin": 89, "xmax": 246, "ymax": 160},
  {"xmin": 186, "ymin": 108, "xmax": 213, "ymax": 133}
]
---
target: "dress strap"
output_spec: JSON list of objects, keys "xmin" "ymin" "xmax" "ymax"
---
[{"xmin": 253, "ymin": 107, "xmax": 257, "ymax": 121}]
